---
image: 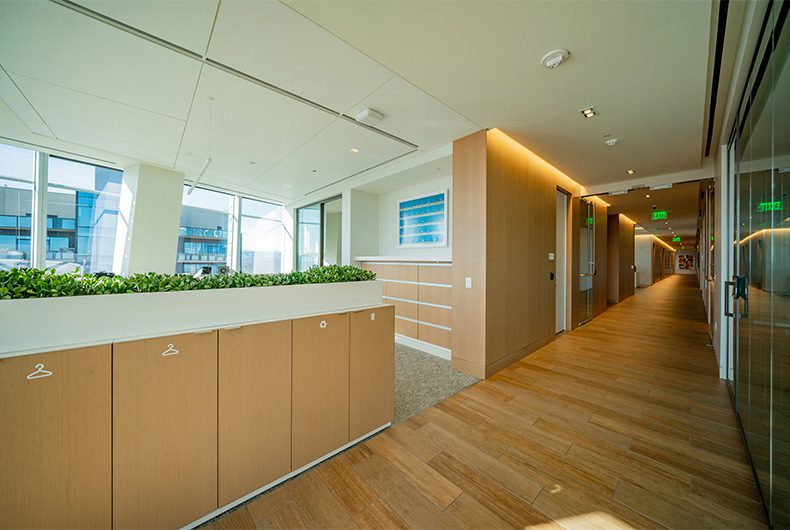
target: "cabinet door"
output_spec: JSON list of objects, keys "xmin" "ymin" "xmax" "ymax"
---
[
  {"xmin": 218, "ymin": 321, "xmax": 291, "ymax": 506},
  {"xmin": 0, "ymin": 345, "xmax": 111, "ymax": 529},
  {"xmin": 113, "ymin": 332, "xmax": 218, "ymax": 529},
  {"xmin": 350, "ymin": 306, "xmax": 395, "ymax": 440},
  {"xmin": 292, "ymin": 313, "xmax": 349, "ymax": 469}
]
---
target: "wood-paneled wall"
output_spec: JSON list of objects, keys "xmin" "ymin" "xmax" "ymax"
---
[
  {"xmin": 607, "ymin": 214, "xmax": 636, "ymax": 304},
  {"xmin": 360, "ymin": 261, "xmax": 452, "ymax": 351},
  {"xmin": 452, "ymin": 129, "xmax": 580, "ymax": 378}
]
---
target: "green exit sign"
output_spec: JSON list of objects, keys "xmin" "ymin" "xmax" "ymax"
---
[
  {"xmin": 652, "ymin": 211, "xmax": 668, "ymax": 220},
  {"xmin": 672, "ymin": 236, "xmax": 681, "ymax": 242},
  {"xmin": 757, "ymin": 201, "xmax": 783, "ymax": 212}
]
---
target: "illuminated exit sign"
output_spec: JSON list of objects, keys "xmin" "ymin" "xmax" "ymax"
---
[
  {"xmin": 672, "ymin": 236, "xmax": 681, "ymax": 242},
  {"xmin": 757, "ymin": 201, "xmax": 783, "ymax": 212},
  {"xmin": 652, "ymin": 211, "xmax": 668, "ymax": 220}
]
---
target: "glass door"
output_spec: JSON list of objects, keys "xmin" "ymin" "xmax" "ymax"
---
[{"xmin": 578, "ymin": 198, "xmax": 595, "ymax": 324}]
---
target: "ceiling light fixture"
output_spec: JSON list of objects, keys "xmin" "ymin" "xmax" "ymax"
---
[
  {"xmin": 645, "ymin": 194, "xmax": 651, "ymax": 198},
  {"xmin": 354, "ymin": 108, "xmax": 385, "ymax": 126},
  {"xmin": 649, "ymin": 183, "xmax": 673, "ymax": 190},
  {"xmin": 627, "ymin": 169, "xmax": 635, "ymax": 175},
  {"xmin": 350, "ymin": 147, "xmax": 359, "ymax": 154},
  {"xmin": 605, "ymin": 138, "xmax": 619, "ymax": 147},
  {"xmin": 609, "ymin": 190, "xmax": 629, "ymax": 196},
  {"xmin": 580, "ymin": 107, "xmax": 597, "ymax": 118},
  {"xmin": 540, "ymin": 48, "xmax": 570, "ymax": 69}
]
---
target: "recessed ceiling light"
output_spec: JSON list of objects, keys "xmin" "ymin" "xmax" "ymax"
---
[
  {"xmin": 580, "ymin": 107, "xmax": 597, "ymax": 118},
  {"xmin": 605, "ymin": 138, "xmax": 619, "ymax": 147},
  {"xmin": 350, "ymin": 147, "xmax": 359, "ymax": 154},
  {"xmin": 312, "ymin": 169, "xmax": 317, "ymax": 173},
  {"xmin": 284, "ymin": 184, "xmax": 292, "ymax": 188},
  {"xmin": 249, "ymin": 161, "xmax": 256, "ymax": 166},
  {"xmin": 627, "ymin": 169, "xmax": 635, "ymax": 175},
  {"xmin": 645, "ymin": 194, "xmax": 650, "ymax": 198},
  {"xmin": 541, "ymin": 48, "xmax": 570, "ymax": 69}
]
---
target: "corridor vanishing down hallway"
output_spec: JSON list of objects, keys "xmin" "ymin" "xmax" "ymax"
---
[{"xmin": 206, "ymin": 275, "xmax": 765, "ymax": 529}]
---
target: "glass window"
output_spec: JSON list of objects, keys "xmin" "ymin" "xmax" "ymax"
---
[
  {"xmin": 46, "ymin": 157, "xmax": 122, "ymax": 273},
  {"xmin": 0, "ymin": 143, "xmax": 35, "ymax": 270},
  {"xmin": 177, "ymin": 186, "xmax": 232, "ymax": 275},
  {"xmin": 240, "ymin": 197, "xmax": 284, "ymax": 274},
  {"xmin": 296, "ymin": 203, "xmax": 321, "ymax": 271}
]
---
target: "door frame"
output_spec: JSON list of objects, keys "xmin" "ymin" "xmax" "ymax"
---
[{"xmin": 555, "ymin": 188, "xmax": 570, "ymax": 333}]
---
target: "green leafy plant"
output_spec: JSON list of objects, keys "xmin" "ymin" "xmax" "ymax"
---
[{"xmin": 0, "ymin": 265, "xmax": 376, "ymax": 301}]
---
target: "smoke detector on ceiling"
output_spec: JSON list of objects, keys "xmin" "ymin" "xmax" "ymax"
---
[
  {"xmin": 605, "ymin": 138, "xmax": 619, "ymax": 147},
  {"xmin": 540, "ymin": 49, "xmax": 570, "ymax": 69},
  {"xmin": 354, "ymin": 108, "xmax": 385, "ymax": 126}
]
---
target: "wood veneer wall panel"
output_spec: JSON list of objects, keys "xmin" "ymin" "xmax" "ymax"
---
[
  {"xmin": 451, "ymin": 130, "xmax": 488, "ymax": 367},
  {"xmin": 395, "ymin": 318, "xmax": 418, "ymax": 338},
  {"xmin": 387, "ymin": 281, "xmax": 419, "ymax": 301},
  {"xmin": 113, "ymin": 332, "xmax": 218, "ymax": 530},
  {"xmin": 418, "ymin": 265, "xmax": 452, "ymax": 285},
  {"xmin": 608, "ymin": 214, "xmax": 621, "ymax": 304},
  {"xmin": 218, "ymin": 321, "xmax": 292, "ymax": 506},
  {"xmin": 592, "ymin": 202, "xmax": 609, "ymax": 317},
  {"xmin": 0, "ymin": 345, "xmax": 112, "ymax": 530},
  {"xmin": 418, "ymin": 284, "xmax": 452, "ymax": 306},
  {"xmin": 388, "ymin": 298, "xmax": 418, "ymax": 321},
  {"xmin": 452, "ymin": 129, "xmax": 582, "ymax": 377},
  {"xmin": 418, "ymin": 325, "xmax": 452, "ymax": 349},
  {"xmin": 350, "ymin": 306, "xmax": 395, "ymax": 439},
  {"xmin": 386, "ymin": 265, "xmax": 419, "ymax": 282},
  {"xmin": 620, "ymin": 216, "xmax": 635, "ymax": 300},
  {"xmin": 292, "ymin": 313, "xmax": 350, "ymax": 470},
  {"xmin": 418, "ymin": 304, "xmax": 451, "ymax": 328}
]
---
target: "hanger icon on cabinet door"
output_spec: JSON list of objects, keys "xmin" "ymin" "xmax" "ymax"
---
[
  {"xmin": 161, "ymin": 344, "xmax": 179, "ymax": 356},
  {"xmin": 27, "ymin": 363, "xmax": 53, "ymax": 380}
]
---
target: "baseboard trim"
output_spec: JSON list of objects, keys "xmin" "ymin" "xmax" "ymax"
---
[
  {"xmin": 395, "ymin": 334, "xmax": 451, "ymax": 360},
  {"xmin": 184, "ymin": 423, "xmax": 391, "ymax": 529}
]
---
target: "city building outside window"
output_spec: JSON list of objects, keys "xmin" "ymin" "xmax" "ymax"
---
[
  {"xmin": 0, "ymin": 143, "xmax": 35, "ymax": 270},
  {"xmin": 177, "ymin": 186, "xmax": 232, "ymax": 275}
]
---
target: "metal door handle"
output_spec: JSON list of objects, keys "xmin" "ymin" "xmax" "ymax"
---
[{"xmin": 724, "ymin": 280, "xmax": 734, "ymax": 317}]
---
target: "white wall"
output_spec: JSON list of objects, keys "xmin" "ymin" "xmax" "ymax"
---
[
  {"xmin": 347, "ymin": 189, "xmax": 379, "ymax": 263},
  {"xmin": 377, "ymin": 175, "xmax": 452, "ymax": 259},
  {"xmin": 635, "ymin": 235, "xmax": 653, "ymax": 287}
]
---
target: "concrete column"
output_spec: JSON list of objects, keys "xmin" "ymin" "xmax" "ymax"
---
[{"xmin": 113, "ymin": 164, "xmax": 184, "ymax": 275}]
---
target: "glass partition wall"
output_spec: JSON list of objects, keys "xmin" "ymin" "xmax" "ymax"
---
[
  {"xmin": 578, "ymin": 198, "xmax": 595, "ymax": 325},
  {"xmin": 296, "ymin": 196, "xmax": 342, "ymax": 271},
  {"xmin": 726, "ymin": 3, "xmax": 788, "ymax": 525}
]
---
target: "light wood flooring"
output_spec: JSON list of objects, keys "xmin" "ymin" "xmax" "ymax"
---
[{"xmin": 205, "ymin": 274, "xmax": 765, "ymax": 529}]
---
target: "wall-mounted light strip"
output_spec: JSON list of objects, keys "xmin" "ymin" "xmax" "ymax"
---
[
  {"xmin": 652, "ymin": 235, "xmax": 676, "ymax": 251},
  {"xmin": 738, "ymin": 228, "xmax": 790, "ymax": 245}
]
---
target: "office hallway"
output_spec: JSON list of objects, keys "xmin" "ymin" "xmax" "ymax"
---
[{"xmin": 206, "ymin": 274, "xmax": 765, "ymax": 529}]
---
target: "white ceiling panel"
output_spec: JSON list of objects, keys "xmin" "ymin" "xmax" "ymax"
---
[
  {"xmin": 176, "ymin": 125, "xmax": 291, "ymax": 186},
  {"xmin": 0, "ymin": 0, "xmax": 201, "ymax": 119},
  {"xmin": 15, "ymin": 75, "xmax": 184, "ymax": 167},
  {"xmin": 75, "ymin": 0, "xmax": 219, "ymax": 54},
  {"xmin": 0, "ymin": 66, "xmax": 54, "ymax": 138},
  {"xmin": 250, "ymin": 118, "xmax": 414, "ymax": 197},
  {"xmin": 347, "ymin": 76, "xmax": 479, "ymax": 151},
  {"xmin": 208, "ymin": 0, "xmax": 393, "ymax": 112},
  {"xmin": 190, "ymin": 66, "xmax": 336, "ymax": 152}
]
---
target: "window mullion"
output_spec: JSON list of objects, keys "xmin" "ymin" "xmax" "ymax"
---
[{"xmin": 31, "ymin": 151, "xmax": 48, "ymax": 269}]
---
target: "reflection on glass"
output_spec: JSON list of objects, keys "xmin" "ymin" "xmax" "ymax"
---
[
  {"xmin": 578, "ymin": 198, "xmax": 595, "ymax": 324},
  {"xmin": 240, "ymin": 197, "xmax": 284, "ymax": 274},
  {"xmin": 731, "ymin": 3, "xmax": 789, "ymax": 525},
  {"xmin": 0, "ymin": 143, "xmax": 35, "ymax": 270},
  {"xmin": 177, "ymin": 186, "xmax": 231, "ymax": 275},
  {"xmin": 46, "ymin": 156, "xmax": 122, "ymax": 273},
  {"xmin": 296, "ymin": 203, "xmax": 321, "ymax": 271},
  {"xmin": 322, "ymin": 198, "xmax": 342, "ymax": 266}
]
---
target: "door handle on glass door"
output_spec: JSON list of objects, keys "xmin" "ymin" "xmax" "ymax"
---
[{"xmin": 724, "ymin": 280, "xmax": 734, "ymax": 317}]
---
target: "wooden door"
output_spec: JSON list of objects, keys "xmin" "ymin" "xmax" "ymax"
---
[
  {"xmin": 218, "ymin": 321, "xmax": 291, "ymax": 506},
  {"xmin": 292, "ymin": 313, "xmax": 349, "ymax": 469},
  {"xmin": 0, "ymin": 345, "xmax": 112, "ymax": 529},
  {"xmin": 113, "ymin": 331, "xmax": 218, "ymax": 529},
  {"xmin": 349, "ymin": 306, "xmax": 395, "ymax": 440}
]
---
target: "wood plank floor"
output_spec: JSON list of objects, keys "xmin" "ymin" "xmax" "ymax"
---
[{"xmin": 205, "ymin": 275, "xmax": 765, "ymax": 529}]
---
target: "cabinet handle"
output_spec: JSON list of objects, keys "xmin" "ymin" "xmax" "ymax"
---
[
  {"xmin": 371, "ymin": 312, "xmax": 376, "ymax": 321},
  {"xmin": 161, "ymin": 344, "xmax": 179, "ymax": 356},
  {"xmin": 319, "ymin": 320, "xmax": 328, "ymax": 329},
  {"xmin": 27, "ymin": 363, "xmax": 53, "ymax": 380},
  {"xmin": 223, "ymin": 326, "xmax": 242, "ymax": 331},
  {"xmin": 194, "ymin": 329, "xmax": 215, "ymax": 335}
]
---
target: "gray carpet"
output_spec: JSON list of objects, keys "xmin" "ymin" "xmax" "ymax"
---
[{"xmin": 394, "ymin": 343, "xmax": 480, "ymax": 423}]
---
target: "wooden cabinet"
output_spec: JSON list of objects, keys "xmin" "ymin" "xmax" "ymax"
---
[
  {"xmin": 112, "ymin": 332, "xmax": 218, "ymax": 529},
  {"xmin": 292, "ymin": 313, "xmax": 350, "ymax": 469},
  {"xmin": 218, "ymin": 321, "xmax": 292, "ymax": 506},
  {"xmin": 350, "ymin": 306, "xmax": 395, "ymax": 440},
  {"xmin": 0, "ymin": 345, "xmax": 112, "ymax": 530}
]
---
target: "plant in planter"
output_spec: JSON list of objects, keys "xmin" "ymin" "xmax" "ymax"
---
[{"xmin": 0, "ymin": 265, "xmax": 376, "ymax": 300}]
